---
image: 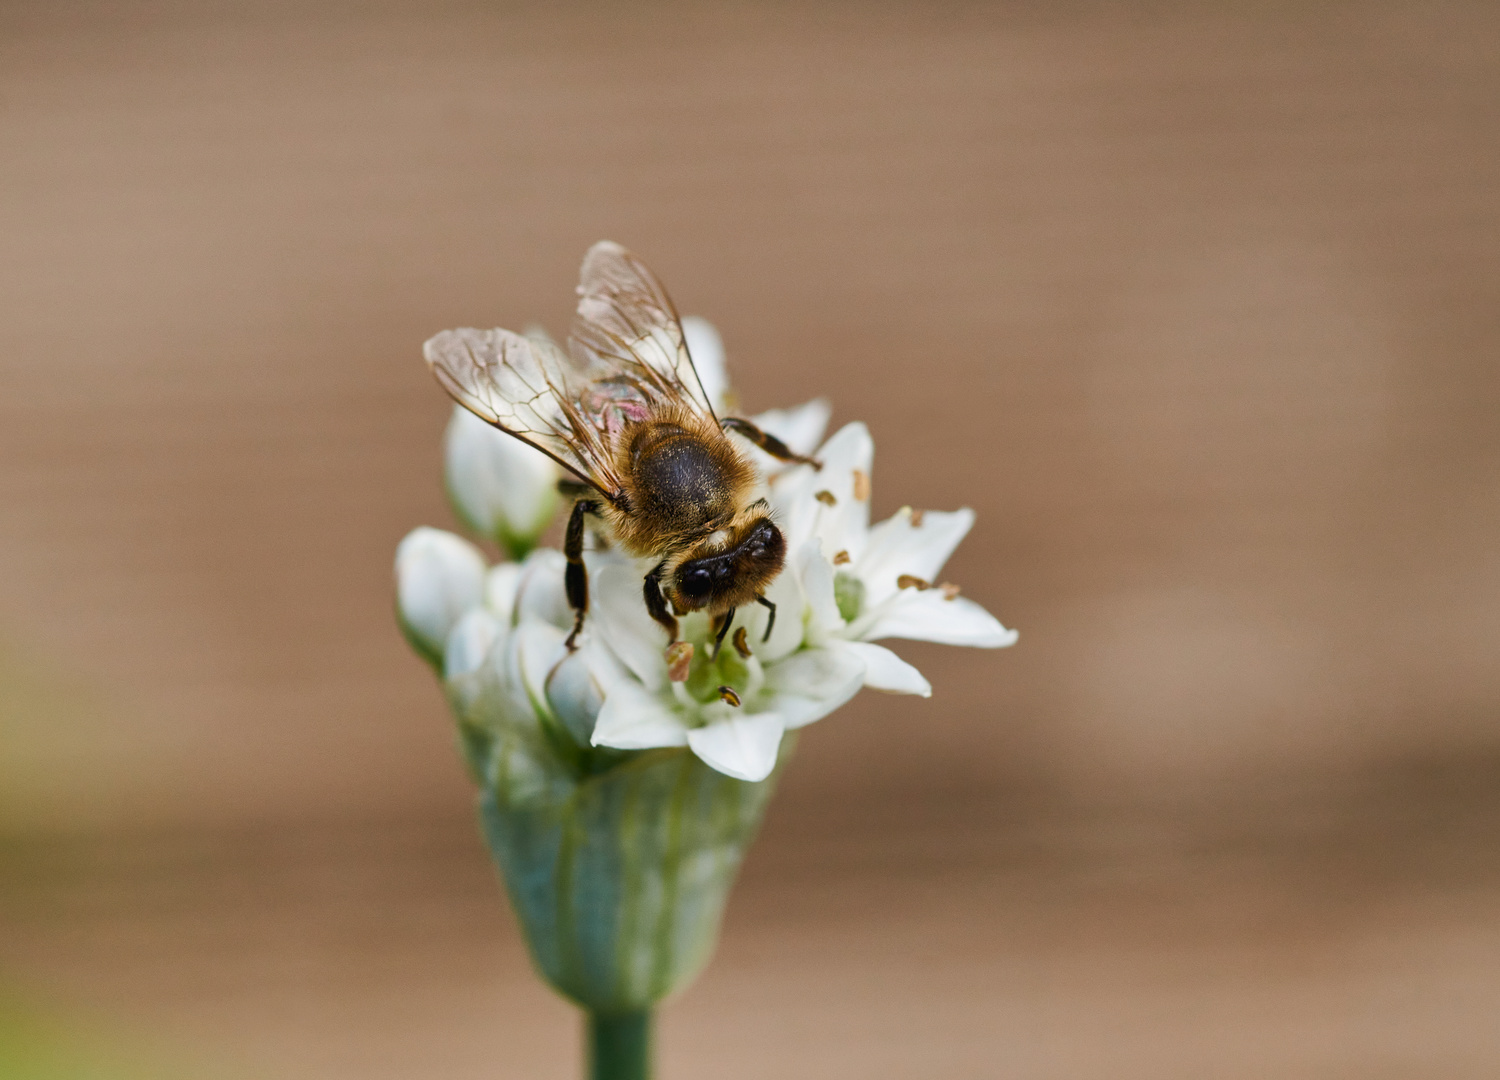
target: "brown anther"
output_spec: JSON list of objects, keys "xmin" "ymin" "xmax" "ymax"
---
[
  {"xmin": 732, "ymin": 626, "xmax": 752, "ymax": 658},
  {"xmin": 665, "ymin": 641, "xmax": 694, "ymax": 682},
  {"xmin": 815, "ymin": 490, "xmax": 838, "ymax": 506},
  {"xmin": 940, "ymin": 582, "xmax": 961, "ymax": 600},
  {"xmin": 897, "ymin": 574, "xmax": 932, "ymax": 591},
  {"xmin": 833, "ymin": 550, "xmax": 852, "ymax": 565},
  {"xmin": 852, "ymin": 469, "xmax": 871, "ymax": 501},
  {"xmin": 717, "ymin": 685, "xmax": 742, "ymax": 707},
  {"xmin": 909, "ymin": 508, "xmax": 925, "ymax": 527}
]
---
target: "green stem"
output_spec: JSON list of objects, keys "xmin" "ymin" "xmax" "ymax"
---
[{"xmin": 588, "ymin": 1010, "xmax": 652, "ymax": 1080}]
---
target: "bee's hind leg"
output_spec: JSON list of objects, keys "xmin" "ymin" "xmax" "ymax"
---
[
  {"xmin": 722, "ymin": 417, "xmax": 822, "ymax": 470},
  {"xmin": 563, "ymin": 498, "xmax": 600, "ymax": 650},
  {"xmin": 755, "ymin": 595, "xmax": 777, "ymax": 642}
]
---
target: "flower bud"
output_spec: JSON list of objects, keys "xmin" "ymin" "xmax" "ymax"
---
[
  {"xmin": 444, "ymin": 405, "xmax": 560, "ymax": 559},
  {"xmin": 395, "ymin": 527, "xmax": 487, "ymax": 668}
]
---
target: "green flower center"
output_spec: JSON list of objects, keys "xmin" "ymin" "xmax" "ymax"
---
[
  {"xmin": 684, "ymin": 632, "xmax": 752, "ymax": 706},
  {"xmin": 833, "ymin": 571, "xmax": 864, "ymax": 624}
]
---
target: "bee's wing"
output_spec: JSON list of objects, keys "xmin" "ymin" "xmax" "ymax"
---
[
  {"xmin": 572, "ymin": 240, "xmax": 719, "ymax": 422},
  {"xmin": 424, "ymin": 327, "xmax": 625, "ymax": 497}
]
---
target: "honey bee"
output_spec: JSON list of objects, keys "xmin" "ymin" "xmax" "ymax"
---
[{"xmin": 424, "ymin": 241, "xmax": 819, "ymax": 676}]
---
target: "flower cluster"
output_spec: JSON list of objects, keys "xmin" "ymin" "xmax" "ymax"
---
[{"xmin": 396, "ymin": 323, "xmax": 1016, "ymax": 785}]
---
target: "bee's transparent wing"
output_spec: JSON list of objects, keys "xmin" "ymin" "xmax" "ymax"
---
[
  {"xmin": 572, "ymin": 240, "xmax": 719, "ymax": 422},
  {"xmin": 424, "ymin": 327, "xmax": 624, "ymax": 496}
]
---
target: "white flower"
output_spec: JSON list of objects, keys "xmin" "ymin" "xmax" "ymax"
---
[
  {"xmin": 770, "ymin": 421, "xmax": 1019, "ymax": 697},
  {"xmin": 395, "ymin": 527, "xmax": 488, "ymax": 666},
  {"xmin": 400, "ymin": 402, "xmax": 1015, "ymax": 784},
  {"xmin": 401, "ymin": 314, "xmax": 1014, "ymax": 784},
  {"xmin": 444, "ymin": 404, "xmax": 560, "ymax": 558}
]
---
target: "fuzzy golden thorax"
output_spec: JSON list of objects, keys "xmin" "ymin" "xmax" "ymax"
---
[{"xmin": 600, "ymin": 406, "xmax": 760, "ymax": 558}]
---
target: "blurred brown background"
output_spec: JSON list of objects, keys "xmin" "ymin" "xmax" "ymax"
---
[{"xmin": 2, "ymin": 1, "xmax": 1498, "ymax": 1076}]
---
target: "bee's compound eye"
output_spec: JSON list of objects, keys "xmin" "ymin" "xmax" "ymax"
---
[{"xmin": 679, "ymin": 564, "xmax": 713, "ymax": 600}]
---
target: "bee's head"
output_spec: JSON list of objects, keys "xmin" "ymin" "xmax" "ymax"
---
[{"xmin": 673, "ymin": 515, "xmax": 785, "ymax": 613}]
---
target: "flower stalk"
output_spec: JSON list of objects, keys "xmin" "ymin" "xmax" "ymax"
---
[{"xmin": 590, "ymin": 1010, "xmax": 651, "ymax": 1080}]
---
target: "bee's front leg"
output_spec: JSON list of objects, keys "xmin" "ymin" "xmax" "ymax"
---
[
  {"xmin": 710, "ymin": 608, "xmax": 736, "ymax": 657},
  {"xmin": 646, "ymin": 566, "xmax": 696, "ymax": 682},
  {"xmin": 755, "ymin": 595, "xmax": 777, "ymax": 642},
  {"xmin": 642, "ymin": 564, "xmax": 679, "ymax": 643},
  {"xmin": 564, "ymin": 498, "xmax": 601, "ymax": 650}
]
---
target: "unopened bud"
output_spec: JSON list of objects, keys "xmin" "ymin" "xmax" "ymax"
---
[
  {"xmin": 444, "ymin": 405, "xmax": 560, "ymax": 559},
  {"xmin": 395, "ymin": 527, "xmax": 487, "ymax": 667}
]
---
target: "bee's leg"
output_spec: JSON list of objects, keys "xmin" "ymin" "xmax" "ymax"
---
[
  {"xmin": 711, "ymin": 608, "xmax": 736, "ymax": 657},
  {"xmin": 556, "ymin": 477, "xmax": 593, "ymax": 498},
  {"xmin": 755, "ymin": 595, "xmax": 777, "ymax": 642},
  {"xmin": 722, "ymin": 417, "xmax": 822, "ymax": 470},
  {"xmin": 563, "ymin": 498, "xmax": 601, "ymax": 650},
  {"xmin": 642, "ymin": 564, "xmax": 679, "ymax": 643}
]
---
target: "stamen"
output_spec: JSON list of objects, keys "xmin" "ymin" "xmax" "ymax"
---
[
  {"xmin": 665, "ymin": 641, "xmax": 694, "ymax": 682},
  {"xmin": 815, "ymin": 490, "xmax": 838, "ymax": 506},
  {"xmin": 909, "ymin": 508, "xmax": 925, "ymax": 527},
  {"xmin": 852, "ymin": 469, "xmax": 870, "ymax": 501},
  {"xmin": 732, "ymin": 626, "xmax": 752, "ymax": 658},
  {"xmin": 717, "ymin": 685, "xmax": 742, "ymax": 707},
  {"xmin": 897, "ymin": 574, "xmax": 931, "ymax": 591},
  {"xmin": 833, "ymin": 550, "xmax": 851, "ymax": 565},
  {"xmin": 940, "ymin": 582, "xmax": 961, "ymax": 600}
]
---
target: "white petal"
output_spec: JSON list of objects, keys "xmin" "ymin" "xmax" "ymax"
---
[
  {"xmin": 681, "ymin": 316, "xmax": 730, "ymax": 414},
  {"xmin": 750, "ymin": 398, "xmax": 832, "ymax": 458},
  {"xmin": 512, "ymin": 548, "xmax": 572, "ymax": 630},
  {"xmin": 839, "ymin": 640, "xmax": 931, "ymax": 697},
  {"xmin": 687, "ymin": 713, "xmax": 786, "ymax": 782},
  {"xmin": 862, "ymin": 592, "xmax": 1019, "ymax": 648},
  {"xmin": 511, "ymin": 618, "xmax": 570, "ymax": 716},
  {"xmin": 444, "ymin": 405, "xmax": 559, "ymax": 556},
  {"xmin": 592, "ymin": 562, "xmax": 670, "ymax": 689},
  {"xmin": 810, "ymin": 422, "xmax": 874, "ymax": 556},
  {"xmin": 484, "ymin": 562, "xmax": 524, "ymax": 622},
  {"xmin": 772, "ymin": 421, "xmax": 874, "ymax": 559},
  {"xmin": 444, "ymin": 607, "xmax": 506, "ymax": 678},
  {"xmin": 764, "ymin": 645, "xmax": 866, "ymax": 729},
  {"xmin": 857, "ymin": 507, "xmax": 975, "ymax": 608},
  {"xmin": 395, "ymin": 527, "xmax": 488, "ymax": 661},
  {"xmin": 797, "ymin": 541, "xmax": 846, "ymax": 640},
  {"xmin": 592, "ymin": 679, "xmax": 689, "ymax": 749},
  {"xmin": 738, "ymin": 556, "xmax": 807, "ymax": 663},
  {"xmin": 545, "ymin": 645, "xmax": 603, "ymax": 745}
]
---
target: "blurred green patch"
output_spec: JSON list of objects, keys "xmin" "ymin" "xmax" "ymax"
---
[{"xmin": 0, "ymin": 991, "xmax": 180, "ymax": 1080}]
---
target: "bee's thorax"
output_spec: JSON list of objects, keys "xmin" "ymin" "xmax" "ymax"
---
[{"xmin": 606, "ymin": 407, "xmax": 758, "ymax": 559}]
